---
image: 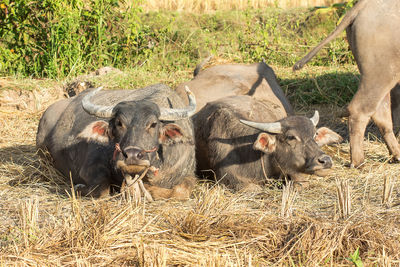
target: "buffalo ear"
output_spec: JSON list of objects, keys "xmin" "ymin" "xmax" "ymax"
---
[
  {"xmin": 253, "ymin": 133, "xmax": 276, "ymax": 153},
  {"xmin": 160, "ymin": 123, "xmax": 186, "ymax": 144},
  {"xmin": 77, "ymin": 120, "xmax": 110, "ymax": 144},
  {"xmin": 315, "ymin": 127, "xmax": 343, "ymax": 146}
]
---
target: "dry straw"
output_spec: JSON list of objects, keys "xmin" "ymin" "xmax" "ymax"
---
[
  {"xmin": 2, "ymin": 73, "xmax": 400, "ymax": 265},
  {"xmin": 382, "ymin": 174, "xmax": 394, "ymax": 207},
  {"xmin": 19, "ymin": 197, "xmax": 39, "ymax": 248},
  {"xmin": 335, "ymin": 178, "xmax": 351, "ymax": 219},
  {"xmin": 280, "ymin": 180, "xmax": 297, "ymax": 218}
]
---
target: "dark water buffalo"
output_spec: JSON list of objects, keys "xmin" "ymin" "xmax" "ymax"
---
[
  {"xmin": 36, "ymin": 84, "xmax": 197, "ymax": 199},
  {"xmin": 391, "ymin": 86, "xmax": 400, "ymax": 134},
  {"xmin": 293, "ymin": 0, "xmax": 400, "ymax": 167},
  {"xmin": 176, "ymin": 61, "xmax": 293, "ymax": 115},
  {"xmin": 193, "ymin": 95, "xmax": 342, "ymax": 191}
]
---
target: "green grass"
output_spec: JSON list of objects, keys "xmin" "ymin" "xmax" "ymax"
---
[
  {"xmin": 138, "ymin": 7, "xmax": 354, "ymax": 69},
  {"xmin": 276, "ymin": 64, "xmax": 359, "ymax": 109},
  {"xmin": 62, "ymin": 64, "xmax": 358, "ymax": 110},
  {"xmin": 0, "ymin": 0, "xmax": 143, "ymax": 78},
  {"xmin": 1, "ymin": 5, "xmax": 360, "ymax": 111},
  {"xmin": 1, "ymin": 4, "xmax": 354, "ymax": 79}
]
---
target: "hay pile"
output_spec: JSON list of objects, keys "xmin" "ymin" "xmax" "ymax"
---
[{"xmin": 1, "ymin": 73, "xmax": 400, "ymax": 266}]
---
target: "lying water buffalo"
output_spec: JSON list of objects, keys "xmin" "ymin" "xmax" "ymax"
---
[
  {"xmin": 176, "ymin": 61, "xmax": 293, "ymax": 115},
  {"xmin": 36, "ymin": 84, "xmax": 197, "ymax": 199},
  {"xmin": 293, "ymin": 0, "xmax": 400, "ymax": 167},
  {"xmin": 193, "ymin": 95, "xmax": 342, "ymax": 191}
]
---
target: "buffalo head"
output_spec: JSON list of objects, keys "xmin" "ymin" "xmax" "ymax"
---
[
  {"xmin": 240, "ymin": 111, "xmax": 342, "ymax": 181},
  {"xmin": 78, "ymin": 86, "xmax": 196, "ymax": 178}
]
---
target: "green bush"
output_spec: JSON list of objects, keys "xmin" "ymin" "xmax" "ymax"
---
[
  {"xmin": 0, "ymin": 0, "xmax": 143, "ymax": 78},
  {"xmin": 139, "ymin": 8, "xmax": 354, "ymax": 70},
  {"xmin": 0, "ymin": 2, "xmax": 355, "ymax": 78}
]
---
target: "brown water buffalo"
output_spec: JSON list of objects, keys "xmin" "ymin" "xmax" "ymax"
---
[
  {"xmin": 293, "ymin": 0, "xmax": 400, "ymax": 167},
  {"xmin": 176, "ymin": 61, "xmax": 293, "ymax": 115},
  {"xmin": 36, "ymin": 84, "xmax": 197, "ymax": 199},
  {"xmin": 193, "ymin": 95, "xmax": 342, "ymax": 191}
]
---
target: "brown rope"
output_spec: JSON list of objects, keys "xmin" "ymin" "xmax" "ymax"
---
[
  {"xmin": 260, "ymin": 151, "xmax": 269, "ymax": 182},
  {"xmin": 125, "ymin": 167, "xmax": 150, "ymax": 187}
]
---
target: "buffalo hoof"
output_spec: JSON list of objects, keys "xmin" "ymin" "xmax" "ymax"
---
[
  {"xmin": 74, "ymin": 184, "xmax": 85, "ymax": 190},
  {"xmin": 290, "ymin": 173, "xmax": 308, "ymax": 183},
  {"xmin": 73, "ymin": 184, "xmax": 86, "ymax": 197},
  {"xmin": 389, "ymin": 157, "xmax": 400, "ymax": 164},
  {"xmin": 349, "ymin": 154, "xmax": 366, "ymax": 169},
  {"xmin": 294, "ymin": 180, "xmax": 310, "ymax": 190},
  {"xmin": 349, "ymin": 161, "xmax": 365, "ymax": 169}
]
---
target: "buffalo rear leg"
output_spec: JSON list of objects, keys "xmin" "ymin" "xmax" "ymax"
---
[
  {"xmin": 348, "ymin": 77, "xmax": 399, "ymax": 167},
  {"xmin": 372, "ymin": 93, "xmax": 400, "ymax": 162},
  {"xmin": 144, "ymin": 176, "xmax": 196, "ymax": 200}
]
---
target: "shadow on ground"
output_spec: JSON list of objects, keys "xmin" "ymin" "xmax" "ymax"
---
[
  {"xmin": 280, "ymin": 71, "xmax": 360, "ymax": 109},
  {"xmin": 0, "ymin": 144, "xmax": 70, "ymax": 196},
  {"xmin": 279, "ymin": 71, "xmax": 388, "ymax": 142}
]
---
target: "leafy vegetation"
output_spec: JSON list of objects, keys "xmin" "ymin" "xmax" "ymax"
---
[
  {"xmin": 0, "ymin": 0, "xmax": 142, "ymax": 78},
  {"xmin": 348, "ymin": 248, "xmax": 364, "ymax": 267},
  {"xmin": 0, "ymin": 2, "xmax": 354, "ymax": 79}
]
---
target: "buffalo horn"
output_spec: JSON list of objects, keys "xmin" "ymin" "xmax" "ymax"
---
[
  {"xmin": 239, "ymin": 119, "xmax": 282, "ymax": 134},
  {"xmin": 159, "ymin": 86, "xmax": 197, "ymax": 120},
  {"xmin": 81, "ymin": 86, "xmax": 115, "ymax": 118},
  {"xmin": 310, "ymin": 110, "xmax": 319, "ymax": 126}
]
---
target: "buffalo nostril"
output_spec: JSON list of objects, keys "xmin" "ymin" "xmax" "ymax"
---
[
  {"xmin": 137, "ymin": 151, "xmax": 145, "ymax": 160},
  {"xmin": 318, "ymin": 155, "xmax": 332, "ymax": 167},
  {"xmin": 123, "ymin": 147, "xmax": 145, "ymax": 161}
]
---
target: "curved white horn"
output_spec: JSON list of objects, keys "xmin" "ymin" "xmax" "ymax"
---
[
  {"xmin": 310, "ymin": 110, "xmax": 319, "ymax": 126},
  {"xmin": 240, "ymin": 119, "xmax": 282, "ymax": 134},
  {"xmin": 81, "ymin": 86, "xmax": 115, "ymax": 118},
  {"xmin": 159, "ymin": 86, "xmax": 197, "ymax": 120}
]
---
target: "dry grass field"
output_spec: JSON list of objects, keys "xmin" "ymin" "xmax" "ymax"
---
[{"xmin": 1, "ymin": 64, "xmax": 400, "ymax": 266}]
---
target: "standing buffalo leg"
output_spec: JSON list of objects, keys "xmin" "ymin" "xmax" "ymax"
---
[
  {"xmin": 372, "ymin": 93, "xmax": 400, "ymax": 162},
  {"xmin": 348, "ymin": 76, "xmax": 400, "ymax": 167},
  {"xmin": 293, "ymin": 0, "xmax": 400, "ymax": 165}
]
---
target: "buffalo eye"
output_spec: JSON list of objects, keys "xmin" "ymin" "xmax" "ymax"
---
[
  {"xmin": 286, "ymin": 134, "xmax": 300, "ymax": 145},
  {"xmin": 115, "ymin": 118, "xmax": 124, "ymax": 129},
  {"xmin": 146, "ymin": 121, "xmax": 158, "ymax": 133}
]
